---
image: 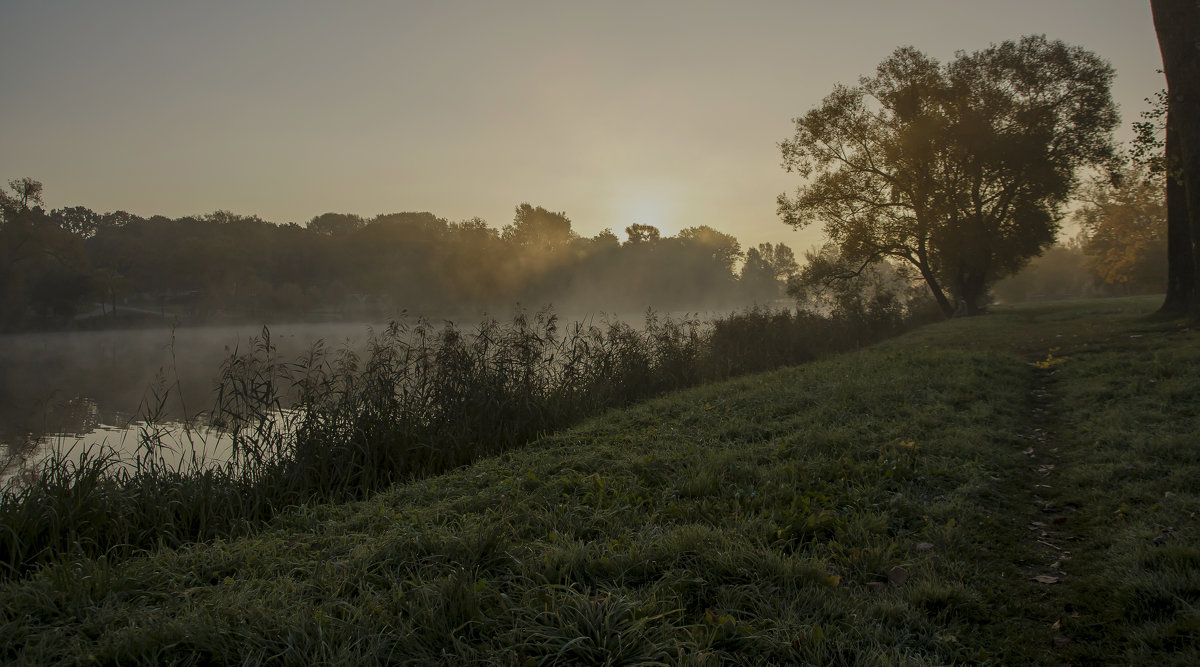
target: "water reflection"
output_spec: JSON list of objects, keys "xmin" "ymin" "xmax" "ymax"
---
[{"xmin": 0, "ymin": 321, "xmax": 385, "ymax": 480}]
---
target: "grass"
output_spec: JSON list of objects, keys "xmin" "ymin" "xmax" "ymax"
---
[{"xmin": 1, "ymin": 295, "xmax": 1197, "ymax": 664}]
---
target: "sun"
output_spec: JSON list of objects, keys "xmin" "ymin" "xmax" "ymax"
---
[{"xmin": 613, "ymin": 183, "xmax": 679, "ymax": 238}]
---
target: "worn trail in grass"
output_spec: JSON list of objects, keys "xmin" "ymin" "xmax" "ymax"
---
[{"xmin": 1, "ymin": 296, "xmax": 1197, "ymax": 664}]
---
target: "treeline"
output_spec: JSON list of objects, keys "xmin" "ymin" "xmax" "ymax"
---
[{"xmin": 0, "ymin": 181, "xmax": 800, "ymax": 331}]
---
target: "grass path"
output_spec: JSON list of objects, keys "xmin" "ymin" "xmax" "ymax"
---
[{"xmin": 1, "ymin": 296, "xmax": 1197, "ymax": 665}]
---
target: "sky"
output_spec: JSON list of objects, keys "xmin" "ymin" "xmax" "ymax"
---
[{"xmin": 0, "ymin": 0, "xmax": 1166, "ymax": 253}]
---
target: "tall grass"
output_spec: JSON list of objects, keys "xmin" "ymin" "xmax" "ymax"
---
[{"xmin": 0, "ymin": 304, "xmax": 921, "ymax": 579}]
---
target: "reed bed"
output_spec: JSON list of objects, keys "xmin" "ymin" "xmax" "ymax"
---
[{"xmin": 0, "ymin": 304, "xmax": 922, "ymax": 579}]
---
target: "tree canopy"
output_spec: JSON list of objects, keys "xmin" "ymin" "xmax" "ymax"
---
[{"xmin": 778, "ymin": 35, "xmax": 1118, "ymax": 316}]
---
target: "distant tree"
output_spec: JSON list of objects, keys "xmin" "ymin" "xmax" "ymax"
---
[
  {"xmin": 49, "ymin": 206, "xmax": 105, "ymax": 238},
  {"xmin": 0, "ymin": 179, "xmax": 91, "ymax": 327},
  {"xmin": 307, "ymin": 212, "xmax": 364, "ymax": 236},
  {"xmin": 448, "ymin": 216, "xmax": 497, "ymax": 237},
  {"xmin": 591, "ymin": 227, "xmax": 620, "ymax": 250},
  {"xmin": 740, "ymin": 246, "xmax": 778, "ymax": 299},
  {"xmin": 1149, "ymin": 1, "xmax": 1200, "ymax": 316},
  {"xmin": 204, "ymin": 209, "xmax": 267, "ymax": 226},
  {"xmin": 778, "ymin": 36, "xmax": 1118, "ymax": 316},
  {"xmin": 739, "ymin": 242, "xmax": 800, "ymax": 300},
  {"xmin": 992, "ymin": 242, "xmax": 1094, "ymax": 304},
  {"xmin": 677, "ymin": 225, "xmax": 743, "ymax": 273},
  {"xmin": 623, "ymin": 223, "xmax": 660, "ymax": 245},
  {"xmin": 502, "ymin": 204, "xmax": 572, "ymax": 251},
  {"xmin": 1076, "ymin": 165, "xmax": 1167, "ymax": 294},
  {"xmin": 756, "ymin": 242, "xmax": 799, "ymax": 282},
  {"xmin": 2, "ymin": 177, "xmax": 43, "ymax": 212},
  {"xmin": 369, "ymin": 211, "xmax": 449, "ymax": 238}
]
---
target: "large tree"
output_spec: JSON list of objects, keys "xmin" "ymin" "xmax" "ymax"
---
[
  {"xmin": 778, "ymin": 36, "xmax": 1118, "ymax": 316},
  {"xmin": 1150, "ymin": 1, "xmax": 1200, "ymax": 316}
]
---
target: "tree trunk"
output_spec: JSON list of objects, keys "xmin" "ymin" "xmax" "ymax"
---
[
  {"xmin": 1151, "ymin": 0, "xmax": 1200, "ymax": 316},
  {"xmin": 1160, "ymin": 123, "xmax": 1196, "ymax": 315},
  {"xmin": 962, "ymin": 272, "xmax": 988, "ymax": 316},
  {"xmin": 914, "ymin": 260, "xmax": 954, "ymax": 317}
]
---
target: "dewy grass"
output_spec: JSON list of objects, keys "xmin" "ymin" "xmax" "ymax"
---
[
  {"xmin": 3, "ymin": 295, "xmax": 1194, "ymax": 663},
  {"xmin": 0, "ymin": 303, "xmax": 914, "ymax": 580}
]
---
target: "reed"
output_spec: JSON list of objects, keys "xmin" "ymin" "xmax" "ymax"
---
[{"xmin": 0, "ymin": 304, "xmax": 926, "ymax": 579}]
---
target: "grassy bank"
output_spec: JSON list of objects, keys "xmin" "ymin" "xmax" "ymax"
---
[
  {"xmin": 2, "ymin": 296, "xmax": 1197, "ymax": 664},
  {"xmin": 0, "ymin": 306, "xmax": 917, "ymax": 579}
]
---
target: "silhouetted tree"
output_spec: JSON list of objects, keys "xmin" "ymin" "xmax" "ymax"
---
[
  {"xmin": 1150, "ymin": 1, "xmax": 1200, "ymax": 316},
  {"xmin": 3, "ymin": 178, "xmax": 43, "ymax": 211},
  {"xmin": 49, "ymin": 206, "xmax": 104, "ymax": 238},
  {"xmin": 590, "ymin": 227, "xmax": 620, "ymax": 250},
  {"xmin": 307, "ymin": 212, "xmax": 364, "ymax": 236},
  {"xmin": 779, "ymin": 36, "xmax": 1118, "ymax": 316},
  {"xmin": 502, "ymin": 204, "xmax": 572, "ymax": 251},
  {"xmin": 0, "ymin": 179, "xmax": 91, "ymax": 327},
  {"xmin": 623, "ymin": 223, "xmax": 660, "ymax": 245},
  {"xmin": 740, "ymin": 246, "xmax": 778, "ymax": 299},
  {"xmin": 677, "ymin": 225, "xmax": 743, "ymax": 273},
  {"xmin": 756, "ymin": 242, "xmax": 799, "ymax": 282}
]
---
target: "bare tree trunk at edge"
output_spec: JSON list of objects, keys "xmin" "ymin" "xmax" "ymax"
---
[{"xmin": 1151, "ymin": 0, "xmax": 1200, "ymax": 316}]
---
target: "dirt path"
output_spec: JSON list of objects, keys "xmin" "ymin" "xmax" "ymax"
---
[{"xmin": 1016, "ymin": 362, "xmax": 1080, "ymax": 651}]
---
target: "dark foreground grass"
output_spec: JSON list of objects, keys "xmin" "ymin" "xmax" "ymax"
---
[{"xmin": 1, "ymin": 296, "xmax": 1196, "ymax": 664}]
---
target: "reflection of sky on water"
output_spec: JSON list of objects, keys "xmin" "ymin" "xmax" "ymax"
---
[
  {"xmin": 0, "ymin": 321, "xmax": 386, "ymax": 481},
  {"xmin": 0, "ymin": 310, "xmax": 706, "ymax": 482},
  {"xmin": 1, "ymin": 420, "xmax": 235, "ymax": 488}
]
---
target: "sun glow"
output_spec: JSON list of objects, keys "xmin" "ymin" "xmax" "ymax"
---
[{"xmin": 613, "ymin": 183, "xmax": 681, "ymax": 238}]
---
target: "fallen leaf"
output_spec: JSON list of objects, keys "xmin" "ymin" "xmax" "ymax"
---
[
  {"xmin": 1033, "ymin": 575, "xmax": 1060, "ymax": 584},
  {"xmin": 1051, "ymin": 619, "xmax": 1062, "ymax": 630},
  {"xmin": 1053, "ymin": 635, "xmax": 1072, "ymax": 648},
  {"xmin": 915, "ymin": 542, "xmax": 934, "ymax": 551},
  {"xmin": 888, "ymin": 566, "xmax": 909, "ymax": 586}
]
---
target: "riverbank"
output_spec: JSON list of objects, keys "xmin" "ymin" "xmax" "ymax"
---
[{"xmin": 2, "ymin": 296, "xmax": 1197, "ymax": 664}]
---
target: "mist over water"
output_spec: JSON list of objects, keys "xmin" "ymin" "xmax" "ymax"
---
[
  {"xmin": 0, "ymin": 305, "xmax": 744, "ymax": 478},
  {"xmin": 0, "ymin": 320, "xmax": 387, "ymax": 475}
]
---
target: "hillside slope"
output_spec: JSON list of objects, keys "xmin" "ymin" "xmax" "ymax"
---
[{"xmin": 2, "ymin": 296, "xmax": 1197, "ymax": 665}]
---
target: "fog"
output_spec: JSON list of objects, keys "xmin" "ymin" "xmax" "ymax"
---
[{"xmin": 0, "ymin": 299, "xmax": 762, "ymax": 477}]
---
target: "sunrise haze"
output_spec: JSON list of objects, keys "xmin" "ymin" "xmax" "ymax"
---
[{"xmin": 0, "ymin": 0, "xmax": 1165, "ymax": 250}]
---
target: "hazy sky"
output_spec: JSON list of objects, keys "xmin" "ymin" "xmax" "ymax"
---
[{"xmin": 0, "ymin": 1, "xmax": 1165, "ymax": 252}]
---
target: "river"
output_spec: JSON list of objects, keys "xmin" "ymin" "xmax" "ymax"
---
[{"xmin": 0, "ymin": 320, "xmax": 401, "ymax": 481}]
